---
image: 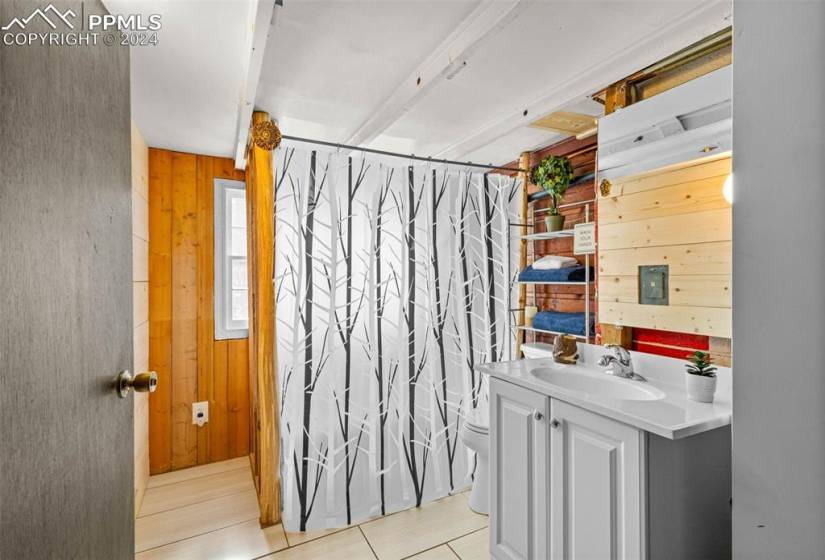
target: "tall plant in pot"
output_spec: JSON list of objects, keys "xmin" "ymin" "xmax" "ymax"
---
[
  {"xmin": 685, "ymin": 351, "xmax": 718, "ymax": 403},
  {"xmin": 532, "ymin": 155, "xmax": 574, "ymax": 232}
]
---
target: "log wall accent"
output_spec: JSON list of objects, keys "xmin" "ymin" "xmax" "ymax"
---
[
  {"xmin": 245, "ymin": 111, "xmax": 281, "ymax": 526},
  {"xmin": 528, "ymin": 136, "xmax": 598, "ymax": 347}
]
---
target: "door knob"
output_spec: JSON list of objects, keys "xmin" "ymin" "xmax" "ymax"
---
[
  {"xmin": 550, "ymin": 418, "xmax": 561, "ymax": 429},
  {"xmin": 116, "ymin": 370, "xmax": 158, "ymax": 398},
  {"xmin": 533, "ymin": 410, "xmax": 544, "ymax": 421}
]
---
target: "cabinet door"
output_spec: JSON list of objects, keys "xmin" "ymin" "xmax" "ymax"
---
[
  {"xmin": 550, "ymin": 400, "xmax": 645, "ymax": 560},
  {"xmin": 490, "ymin": 379, "xmax": 551, "ymax": 560}
]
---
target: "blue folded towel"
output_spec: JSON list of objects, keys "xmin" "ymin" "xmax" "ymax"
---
[
  {"xmin": 532, "ymin": 311, "xmax": 595, "ymax": 336},
  {"xmin": 518, "ymin": 265, "xmax": 587, "ymax": 283}
]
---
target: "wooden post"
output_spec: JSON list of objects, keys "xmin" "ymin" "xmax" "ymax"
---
[
  {"xmin": 514, "ymin": 152, "xmax": 531, "ymax": 359},
  {"xmin": 246, "ymin": 111, "xmax": 280, "ymax": 526}
]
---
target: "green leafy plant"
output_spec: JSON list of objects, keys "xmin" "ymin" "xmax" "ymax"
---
[
  {"xmin": 532, "ymin": 155, "xmax": 574, "ymax": 215},
  {"xmin": 686, "ymin": 351, "xmax": 718, "ymax": 377}
]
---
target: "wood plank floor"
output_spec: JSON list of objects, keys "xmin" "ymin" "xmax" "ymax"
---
[{"xmin": 135, "ymin": 457, "xmax": 490, "ymax": 559}]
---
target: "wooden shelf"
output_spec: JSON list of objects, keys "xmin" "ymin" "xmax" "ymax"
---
[{"xmin": 521, "ymin": 230, "xmax": 575, "ymax": 241}]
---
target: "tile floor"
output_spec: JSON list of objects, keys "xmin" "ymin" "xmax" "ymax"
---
[{"xmin": 135, "ymin": 457, "xmax": 490, "ymax": 559}]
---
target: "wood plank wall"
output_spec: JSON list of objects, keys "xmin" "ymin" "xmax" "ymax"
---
[
  {"xmin": 598, "ymin": 155, "xmax": 732, "ymax": 345},
  {"xmin": 131, "ymin": 121, "xmax": 150, "ymax": 514},
  {"xmin": 148, "ymin": 148, "xmax": 250, "ymax": 474}
]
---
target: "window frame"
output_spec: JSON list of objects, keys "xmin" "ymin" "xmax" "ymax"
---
[{"xmin": 214, "ymin": 178, "xmax": 249, "ymax": 340}]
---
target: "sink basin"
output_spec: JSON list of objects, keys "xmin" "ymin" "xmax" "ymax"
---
[{"xmin": 531, "ymin": 367, "xmax": 665, "ymax": 401}]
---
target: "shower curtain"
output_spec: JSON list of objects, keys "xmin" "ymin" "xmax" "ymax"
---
[{"xmin": 274, "ymin": 144, "xmax": 521, "ymax": 531}]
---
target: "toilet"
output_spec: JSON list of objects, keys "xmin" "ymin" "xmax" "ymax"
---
[
  {"xmin": 460, "ymin": 404, "xmax": 491, "ymax": 514},
  {"xmin": 461, "ymin": 343, "xmax": 556, "ymax": 514}
]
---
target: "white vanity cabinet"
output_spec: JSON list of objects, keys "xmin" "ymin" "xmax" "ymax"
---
[{"xmin": 490, "ymin": 377, "xmax": 731, "ymax": 560}]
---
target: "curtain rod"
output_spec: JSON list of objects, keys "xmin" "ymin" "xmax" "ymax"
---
[{"xmin": 280, "ymin": 134, "xmax": 528, "ymax": 173}]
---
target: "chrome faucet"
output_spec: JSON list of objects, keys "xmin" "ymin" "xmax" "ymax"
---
[{"xmin": 597, "ymin": 345, "xmax": 647, "ymax": 382}]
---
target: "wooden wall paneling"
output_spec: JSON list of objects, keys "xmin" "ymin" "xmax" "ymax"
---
[
  {"xmin": 206, "ymin": 157, "xmax": 246, "ymax": 465},
  {"xmin": 599, "ymin": 274, "xmax": 731, "ymax": 308},
  {"xmin": 709, "ymin": 336, "xmax": 732, "ymax": 367},
  {"xmin": 170, "ymin": 152, "xmax": 199, "ymax": 470},
  {"xmin": 196, "ymin": 155, "xmax": 215, "ymax": 465},
  {"xmin": 598, "ymin": 208, "xmax": 731, "ymax": 251},
  {"xmin": 599, "ymin": 301, "xmax": 731, "ymax": 338},
  {"xmin": 599, "ymin": 174, "xmax": 730, "ymax": 225},
  {"xmin": 609, "ymin": 155, "xmax": 731, "ymax": 198},
  {"xmin": 228, "ymin": 339, "xmax": 251, "ymax": 458},
  {"xmin": 149, "ymin": 149, "xmax": 251, "ymax": 474},
  {"xmin": 211, "ymin": 339, "xmax": 230, "ymax": 462},
  {"xmin": 599, "ymin": 242, "xmax": 732, "ymax": 277},
  {"xmin": 247, "ymin": 111, "xmax": 280, "ymax": 526},
  {"xmin": 597, "ymin": 156, "xmax": 732, "ymax": 340},
  {"xmin": 149, "ymin": 148, "xmax": 174, "ymax": 474}
]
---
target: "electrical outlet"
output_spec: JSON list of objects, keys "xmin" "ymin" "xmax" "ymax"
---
[{"xmin": 192, "ymin": 401, "xmax": 209, "ymax": 427}]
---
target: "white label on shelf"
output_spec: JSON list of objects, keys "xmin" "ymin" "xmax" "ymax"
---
[{"xmin": 574, "ymin": 222, "xmax": 596, "ymax": 255}]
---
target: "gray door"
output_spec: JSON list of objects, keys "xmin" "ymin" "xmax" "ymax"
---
[{"xmin": 0, "ymin": 1, "xmax": 134, "ymax": 557}]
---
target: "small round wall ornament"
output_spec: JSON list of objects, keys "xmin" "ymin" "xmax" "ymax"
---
[
  {"xmin": 251, "ymin": 120, "xmax": 282, "ymax": 151},
  {"xmin": 599, "ymin": 179, "xmax": 612, "ymax": 197}
]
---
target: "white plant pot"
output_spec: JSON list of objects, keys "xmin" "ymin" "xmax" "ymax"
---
[{"xmin": 685, "ymin": 373, "xmax": 717, "ymax": 403}]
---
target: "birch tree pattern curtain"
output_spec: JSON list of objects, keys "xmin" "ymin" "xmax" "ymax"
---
[{"xmin": 274, "ymin": 145, "xmax": 521, "ymax": 531}]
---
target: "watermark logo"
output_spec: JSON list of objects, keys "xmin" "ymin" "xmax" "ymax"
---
[
  {"xmin": 2, "ymin": 4, "xmax": 76, "ymax": 31},
  {"xmin": 2, "ymin": 2, "xmax": 161, "ymax": 47}
]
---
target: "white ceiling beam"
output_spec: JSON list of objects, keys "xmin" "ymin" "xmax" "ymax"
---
[
  {"xmin": 344, "ymin": 0, "xmax": 527, "ymax": 148},
  {"xmin": 233, "ymin": 0, "xmax": 278, "ymax": 169},
  {"xmin": 436, "ymin": 0, "xmax": 732, "ymax": 160}
]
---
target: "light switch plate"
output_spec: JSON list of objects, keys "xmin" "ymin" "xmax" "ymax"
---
[{"xmin": 192, "ymin": 401, "xmax": 209, "ymax": 426}]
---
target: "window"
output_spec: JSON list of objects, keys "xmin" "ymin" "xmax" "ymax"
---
[{"xmin": 214, "ymin": 179, "xmax": 248, "ymax": 339}]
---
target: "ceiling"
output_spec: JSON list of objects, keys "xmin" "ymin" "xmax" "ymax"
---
[
  {"xmin": 104, "ymin": 0, "xmax": 253, "ymax": 157},
  {"xmin": 118, "ymin": 0, "xmax": 732, "ymax": 166}
]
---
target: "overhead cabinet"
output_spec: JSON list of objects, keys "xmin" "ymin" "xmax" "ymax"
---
[{"xmin": 490, "ymin": 377, "xmax": 731, "ymax": 560}]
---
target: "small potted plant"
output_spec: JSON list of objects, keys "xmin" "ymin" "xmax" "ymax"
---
[
  {"xmin": 685, "ymin": 351, "xmax": 718, "ymax": 403},
  {"xmin": 532, "ymin": 155, "xmax": 574, "ymax": 232}
]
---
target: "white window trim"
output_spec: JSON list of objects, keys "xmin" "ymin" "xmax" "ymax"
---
[{"xmin": 214, "ymin": 178, "xmax": 249, "ymax": 340}]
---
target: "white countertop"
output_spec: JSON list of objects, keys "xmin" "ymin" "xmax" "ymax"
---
[{"xmin": 478, "ymin": 343, "xmax": 732, "ymax": 440}]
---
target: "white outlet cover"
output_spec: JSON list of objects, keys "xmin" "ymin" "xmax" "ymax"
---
[{"xmin": 192, "ymin": 401, "xmax": 209, "ymax": 426}]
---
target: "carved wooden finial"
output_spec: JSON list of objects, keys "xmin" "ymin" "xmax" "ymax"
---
[{"xmin": 251, "ymin": 120, "xmax": 282, "ymax": 151}]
